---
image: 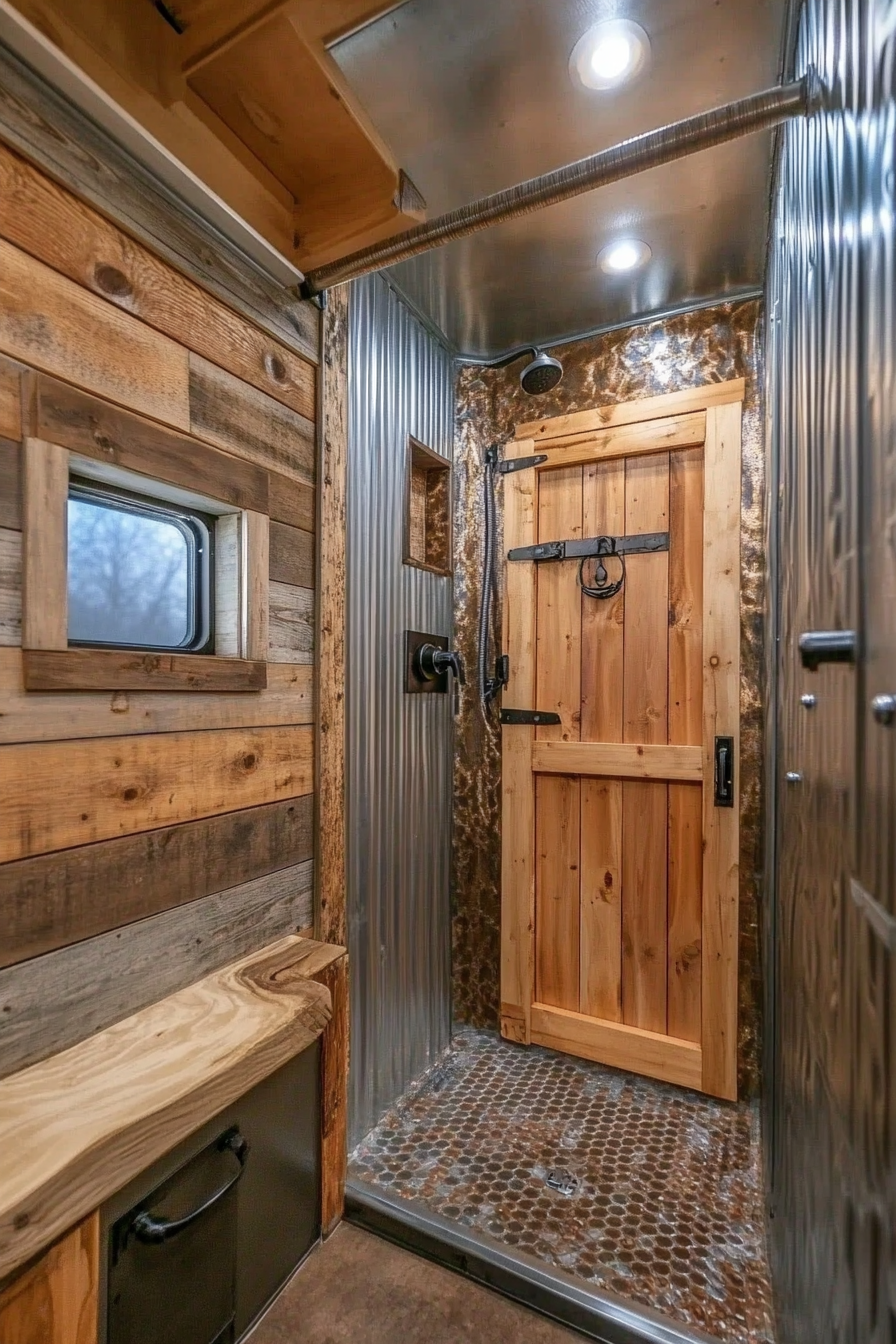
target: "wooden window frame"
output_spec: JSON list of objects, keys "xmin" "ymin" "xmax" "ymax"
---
[
  {"xmin": 402, "ymin": 435, "xmax": 453, "ymax": 578},
  {"xmin": 21, "ymin": 437, "xmax": 269, "ymax": 692}
]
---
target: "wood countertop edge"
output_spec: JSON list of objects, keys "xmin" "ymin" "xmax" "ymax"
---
[{"xmin": 0, "ymin": 935, "xmax": 347, "ymax": 1282}]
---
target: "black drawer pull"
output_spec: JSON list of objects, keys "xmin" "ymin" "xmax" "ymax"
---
[
  {"xmin": 798, "ymin": 629, "xmax": 857, "ymax": 670},
  {"xmin": 132, "ymin": 1131, "xmax": 249, "ymax": 1244}
]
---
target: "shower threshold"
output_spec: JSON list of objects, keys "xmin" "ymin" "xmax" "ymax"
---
[{"xmin": 348, "ymin": 1027, "xmax": 775, "ymax": 1344}]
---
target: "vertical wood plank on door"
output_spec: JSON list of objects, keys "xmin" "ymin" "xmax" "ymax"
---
[
  {"xmin": 534, "ymin": 464, "xmax": 582, "ymax": 1015},
  {"xmin": 701, "ymin": 403, "xmax": 742, "ymax": 1100},
  {"xmin": 535, "ymin": 773, "xmax": 581, "ymax": 1009},
  {"xmin": 535, "ymin": 465, "xmax": 583, "ymax": 742},
  {"xmin": 580, "ymin": 458, "xmax": 624, "ymax": 1020},
  {"xmin": 668, "ymin": 446, "xmax": 705, "ymax": 1042},
  {"xmin": 500, "ymin": 454, "xmax": 537, "ymax": 1040},
  {"xmin": 622, "ymin": 453, "xmax": 669, "ymax": 1033}
]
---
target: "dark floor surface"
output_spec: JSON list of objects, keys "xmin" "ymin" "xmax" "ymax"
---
[
  {"xmin": 249, "ymin": 1222, "xmax": 582, "ymax": 1343},
  {"xmin": 349, "ymin": 1027, "xmax": 775, "ymax": 1344}
]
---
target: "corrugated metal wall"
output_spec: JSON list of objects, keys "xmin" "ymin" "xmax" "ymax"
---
[
  {"xmin": 764, "ymin": 1, "xmax": 895, "ymax": 1340},
  {"xmin": 346, "ymin": 273, "xmax": 455, "ymax": 1146}
]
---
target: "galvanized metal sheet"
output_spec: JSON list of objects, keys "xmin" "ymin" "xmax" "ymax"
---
[
  {"xmin": 346, "ymin": 274, "xmax": 455, "ymax": 1145},
  {"xmin": 764, "ymin": 0, "xmax": 896, "ymax": 1339},
  {"xmin": 333, "ymin": 0, "xmax": 786, "ymax": 356}
]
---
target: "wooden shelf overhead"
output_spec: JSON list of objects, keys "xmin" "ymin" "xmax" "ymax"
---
[{"xmin": 1, "ymin": 0, "xmax": 425, "ymax": 272}]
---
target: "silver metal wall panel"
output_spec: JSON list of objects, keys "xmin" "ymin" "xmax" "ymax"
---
[
  {"xmin": 764, "ymin": 1, "xmax": 895, "ymax": 1340},
  {"xmin": 346, "ymin": 273, "xmax": 455, "ymax": 1147}
]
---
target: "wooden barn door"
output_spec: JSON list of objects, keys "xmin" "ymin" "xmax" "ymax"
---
[{"xmin": 500, "ymin": 384, "xmax": 743, "ymax": 1101}]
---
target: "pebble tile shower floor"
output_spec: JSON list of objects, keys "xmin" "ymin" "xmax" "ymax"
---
[{"xmin": 349, "ymin": 1027, "xmax": 775, "ymax": 1344}]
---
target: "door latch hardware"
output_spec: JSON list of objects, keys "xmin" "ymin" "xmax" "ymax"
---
[
  {"xmin": 798, "ymin": 629, "xmax": 857, "ymax": 670},
  {"xmin": 485, "ymin": 654, "xmax": 510, "ymax": 704},
  {"xmin": 871, "ymin": 693, "xmax": 896, "ymax": 726},
  {"xmin": 785, "ymin": 771, "xmax": 803, "ymax": 784},
  {"xmin": 497, "ymin": 454, "xmax": 548, "ymax": 474},
  {"xmin": 800, "ymin": 693, "xmax": 817, "ymax": 709},
  {"xmin": 500, "ymin": 709, "xmax": 561, "ymax": 726},
  {"xmin": 714, "ymin": 735, "xmax": 734, "ymax": 807},
  {"xmin": 508, "ymin": 531, "xmax": 669, "ymax": 563}
]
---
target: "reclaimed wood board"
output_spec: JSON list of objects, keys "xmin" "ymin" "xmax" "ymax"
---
[
  {"xmin": 189, "ymin": 355, "xmax": 315, "ymax": 484},
  {"xmin": 0, "ymin": 862, "xmax": 315, "ymax": 1078},
  {"xmin": 0, "ymin": 651, "xmax": 313, "ymax": 744},
  {"xmin": 269, "ymin": 582, "xmax": 314, "ymax": 663},
  {"xmin": 0, "ymin": 725, "xmax": 314, "ymax": 861},
  {"xmin": 0, "ymin": 795, "xmax": 314, "ymax": 969},
  {"xmin": 0, "ymin": 529, "xmax": 20, "ymax": 647}
]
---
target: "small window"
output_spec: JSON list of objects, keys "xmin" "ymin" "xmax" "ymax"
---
[{"xmin": 67, "ymin": 480, "xmax": 214, "ymax": 652}]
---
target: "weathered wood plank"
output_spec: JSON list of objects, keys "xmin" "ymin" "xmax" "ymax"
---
[
  {"xmin": 269, "ymin": 470, "xmax": 315, "ymax": 533},
  {"xmin": 0, "ymin": 795, "xmax": 314, "ymax": 970},
  {"xmin": 0, "ymin": 238, "xmax": 190, "ymax": 430},
  {"xmin": 0, "ymin": 861, "xmax": 316, "ymax": 1079},
  {"xmin": 0, "ymin": 439, "xmax": 20, "ymax": 531},
  {"xmin": 269, "ymin": 581, "xmax": 314, "ymax": 663},
  {"xmin": 0, "ymin": 1214, "xmax": 98, "ymax": 1344},
  {"xmin": 0, "ymin": 936, "xmax": 334, "ymax": 1280},
  {"xmin": 270, "ymin": 519, "xmax": 315, "ymax": 589},
  {"xmin": 0, "ymin": 528, "xmax": 21, "ymax": 647},
  {"xmin": 0, "ymin": 39, "xmax": 319, "ymax": 363},
  {"xmin": 21, "ymin": 437, "xmax": 68, "ymax": 651},
  {"xmin": 0, "ymin": 139, "xmax": 316, "ymax": 421},
  {"xmin": 22, "ymin": 648, "xmax": 267, "ymax": 693},
  {"xmin": 246, "ymin": 510, "xmax": 270, "ymax": 662},
  {"xmin": 0, "ymin": 725, "xmax": 314, "ymax": 861},
  {"xmin": 189, "ymin": 354, "xmax": 315, "ymax": 484},
  {"xmin": 318, "ymin": 284, "xmax": 347, "ymax": 946},
  {"xmin": 0, "ymin": 650, "xmax": 312, "ymax": 744},
  {"xmin": 32, "ymin": 374, "xmax": 269, "ymax": 514},
  {"xmin": 0, "ymin": 354, "xmax": 22, "ymax": 441}
]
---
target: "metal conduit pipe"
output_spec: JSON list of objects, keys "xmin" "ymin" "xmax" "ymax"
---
[{"xmin": 302, "ymin": 76, "xmax": 814, "ymax": 296}]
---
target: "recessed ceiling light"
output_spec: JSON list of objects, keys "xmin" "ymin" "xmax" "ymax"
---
[
  {"xmin": 569, "ymin": 19, "xmax": 651, "ymax": 92},
  {"xmin": 598, "ymin": 238, "xmax": 652, "ymax": 274}
]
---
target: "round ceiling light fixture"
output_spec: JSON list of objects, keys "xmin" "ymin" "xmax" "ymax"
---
[
  {"xmin": 598, "ymin": 238, "xmax": 653, "ymax": 274},
  {"xmin": 570, "ymin": 19, "xmax": 651, "ymax": 92}
]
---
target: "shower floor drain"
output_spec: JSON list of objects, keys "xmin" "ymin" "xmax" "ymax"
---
[{"xmin": 545, "ymin": 1168, "xmax": 578, "ymax": 1196}]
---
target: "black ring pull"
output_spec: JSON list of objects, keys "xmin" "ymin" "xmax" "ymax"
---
[
  {"xmin": 579, "ymin": 537, "xmax": 625, "ymax": 600},
  {"xmin": 132, "ymin": 1131, "xmax": 249, "ymax": 1244}
]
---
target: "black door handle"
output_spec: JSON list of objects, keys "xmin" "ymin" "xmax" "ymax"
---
[
  {"xmin": 799, "ymin": 629, "xmax": 857, "ymax": 670},
  {"xmin": 714, "ymin": 736, "xmax": 734, "ymax": 807},
  {"xmin": 131, "ymin": 1131, "xmax": 249, "ymax": 1244}
]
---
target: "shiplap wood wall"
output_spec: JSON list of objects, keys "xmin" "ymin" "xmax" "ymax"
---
[{"xmin": 0, "ymin": 138, "xmax": 320, "ymax": 1079}]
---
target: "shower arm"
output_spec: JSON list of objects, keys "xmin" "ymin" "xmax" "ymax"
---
[{"xmin": 302, "ymin": 75, "xmax": 816, "ymax": 296}]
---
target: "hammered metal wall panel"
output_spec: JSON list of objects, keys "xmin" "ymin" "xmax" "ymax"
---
[
  {"xmin": 452, "ymin": 300, "xmax": 765, "ymax": 1096},
  {"xmin": 764, "ymin": 1, "xmax": 895, "ymax": 1340},
  {"xmin": 347, "ymin": 274, "xmax": 456, "ymax": 1145}
]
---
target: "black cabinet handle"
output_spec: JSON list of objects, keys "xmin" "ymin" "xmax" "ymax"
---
[
  {"xmin": 132, "ymin": 1131, "xmax": 249, "ymax": 1244},
  {"xmin": 714, "ymin": 736, "xmax": 734, "ymax": 807},
  {"xmin": 799, "ymin": 629, "xmax": 857, "ymax": 670}
]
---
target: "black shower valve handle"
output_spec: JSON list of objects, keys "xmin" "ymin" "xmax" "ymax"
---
[
  {"xmin": 440, "ymin": 649, "xmax": 466, "ymax": 686},
  {"xmin": 415, "ymin": 642, "xmax": 466, "ymax": 686}
]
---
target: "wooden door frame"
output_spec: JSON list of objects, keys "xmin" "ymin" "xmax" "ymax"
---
[{"xmin": 500, "ymin": 379, "xmax": 744, "ymax": 1101}]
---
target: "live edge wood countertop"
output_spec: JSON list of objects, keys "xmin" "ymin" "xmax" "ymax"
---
[{"xmin": 0, "ymin": 936, "xmax": 344, "ymax": 1282}]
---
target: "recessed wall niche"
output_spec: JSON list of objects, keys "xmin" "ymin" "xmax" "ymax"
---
[{"xmin": 403, "ymin": 436, "xmax": 452, "ymax": 576}]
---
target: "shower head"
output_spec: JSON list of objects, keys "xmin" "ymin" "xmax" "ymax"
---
[{"xmin": 519, "ymin": 349, "xmax": 564, "ymax": 395}]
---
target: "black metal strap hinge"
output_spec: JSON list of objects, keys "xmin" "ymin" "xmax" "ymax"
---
[
  {"xmin": 508, "ymin": 531, "xmax": 669, "ymax": 562},
  {"xmin": 498, "ymin": 454, "xmax": 548, "ymax": 475},
  {"xmin": 500, "ymin": 708, "xmax": 561, "ymax": 726}
]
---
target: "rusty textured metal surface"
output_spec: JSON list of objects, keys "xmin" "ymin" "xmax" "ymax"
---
[
  {"xmin": 763, "ymin": 1, "xmax": 895, "ymax": 1340},
  {"xmin": 452, "ymin": 299, "xmax": 765, "ymax": 1098},
  {"xmin": 350, "ymin": 1027, "xmax": 775, "ymax": 1342},
  {"xmin": 346, "ymin": 274, "xmax": 455, "ymax": 1146}
]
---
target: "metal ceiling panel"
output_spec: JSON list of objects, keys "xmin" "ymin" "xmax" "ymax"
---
[{"xmin": 333, "ymin": 0, "xmax": 787, "ymax": 356}]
